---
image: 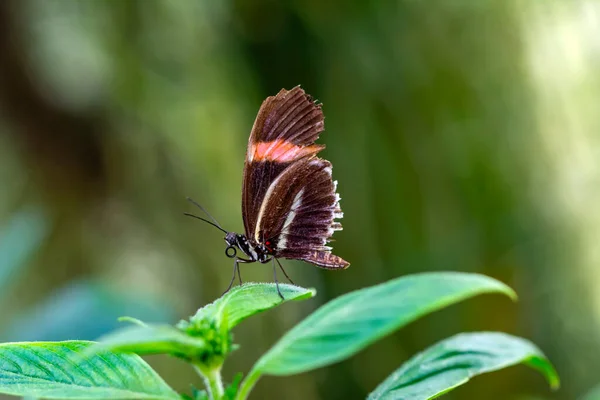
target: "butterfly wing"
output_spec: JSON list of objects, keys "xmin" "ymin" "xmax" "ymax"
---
[
  {"xmin": 254, "ymin": 157, "xmax": 349, "ymax": 269},
  {"xmin": 242, "ymin": 86, "xmax": 326, "ymax": 238}
]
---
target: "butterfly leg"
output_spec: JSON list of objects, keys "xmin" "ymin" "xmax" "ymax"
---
[
  {"xmin": 223, "ymin": 258, "xmax": 251, "ymax": 296},
  {"xmin": 272, "ymin": 258, "xmax": 284, "ymax": 300},
  {"xmin": 222, "ymin": 258, "xmax": 238, "ymax": 296},
  {"xmin": 275, "ymin": 258, "xmax": 295, "ymax": 285},
  {"xmin": 236, "ymin": 260, "xmax": 243, "ymax": 285}
]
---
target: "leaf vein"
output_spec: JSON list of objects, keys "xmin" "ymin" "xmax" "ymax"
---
[
  {"xmin": 53, "ymin": 345, "xmax": 103, "ymax": 386},
  {"xmin": 7, "ymin": 348, "xmax": 55, "ymax": 381},
  {"xmin": 94, "ymin": 352, "xmax": 131, "ymax": 389},
  {"xmin": 0, "ymin": 353, "xmax": 23, "ymax": 374}
]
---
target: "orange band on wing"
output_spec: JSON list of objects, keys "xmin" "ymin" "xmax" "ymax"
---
[{"xmin": 250, "ymin": 140, "xmax": 323, "ymax": 162}]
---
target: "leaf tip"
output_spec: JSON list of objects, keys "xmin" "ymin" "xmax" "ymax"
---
[
  {"xmin": 543, "ymin": 366, "xmax": 560, "ymax": 391},
  {"xmin": 118, "ymin": 316, "xmax": 149, "ymax": 327},
  {"xmin": 478, "ymin": 274, "xmax": 517, "ymax": 301},
  {"xmin": 503, "ymin": 285, "xmax": 518, "ymax": 302},
  {"xmin": 525, "ymin": 350, "xmax": 560, "ymax": 392},
  {"xmin": 541, "ymin": 360, "xmax": 561, "ymax": 391},
  {"xmin": 291, "ymin": 286, "xmax": 316, "ymax": 300}
]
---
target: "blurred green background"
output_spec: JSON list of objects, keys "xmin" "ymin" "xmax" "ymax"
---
[{"xmin": 1, "ymin": 1, "xmax": 599, "ymax": 399}]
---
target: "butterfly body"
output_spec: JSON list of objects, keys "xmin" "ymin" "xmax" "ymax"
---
[{"xmin": 225, "ymin": 232, "xmax": 271, "ymax": 263}]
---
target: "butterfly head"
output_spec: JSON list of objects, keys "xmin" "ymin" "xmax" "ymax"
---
[
  {"xmin": 184, "ymin": 197, "xmax": 244, "ymax": 259},
  {"xmin": 225, "ymin": 232, "xmax": 239, "ymax": 258}
]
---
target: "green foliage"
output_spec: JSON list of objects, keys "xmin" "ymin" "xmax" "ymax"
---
[
  {"xmin": 251, "ymin": 272, "xmax": 515, "ymax": 376},
  {"xmin": 0, "ymin": 341, "xmax": 178, "ymax": 399},
  {"xmin": 581, "ymin": 384, "xmax": 600, "ymax": 400},
  {"xmin": 181, "ymin": 283, "xmax": 316, "ymax": 332},
  {"xmin": 367, "ymin": 332, "xmax": 560, "ymax": 400},
  {"xmin": 0, "ymin": 208, "xmax": 48, "ymax": 297},
  {"xmin": 0, "ymin": 274, "xmax": 558, "ymax": 400},
  {"xmin": 95, "ymin": 324, "xmax": 208, "ymax": 359},
  {"xmin": 90, "ymin": 283, "xmax": 315, "ymax": 369}
]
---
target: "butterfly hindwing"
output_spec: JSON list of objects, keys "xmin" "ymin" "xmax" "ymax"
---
[
  {"xmin": 242, "ymin": 87, "xmax": 325, "ymax": 238},
  {"xmin": 254, "ymin": 157, "xmax": 349, "ymax": 269}
]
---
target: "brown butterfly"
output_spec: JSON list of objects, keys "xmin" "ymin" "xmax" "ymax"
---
[{"xmin": 186, "ymin": 86, "xmax": 349, "ymax": 298}]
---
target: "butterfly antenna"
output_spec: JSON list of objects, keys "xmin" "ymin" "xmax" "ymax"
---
[
  {"xmin": 186, "ymin": 197, "xmax": 225, "ymax": 229},
  {"xmin": 183, "ymin": 210, "xmax": 228, "ymax": 234}
]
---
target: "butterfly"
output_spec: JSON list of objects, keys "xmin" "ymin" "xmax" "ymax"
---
[{"xmin": 186, "ymin": 86, "xmax": 349, "ymax": 298}]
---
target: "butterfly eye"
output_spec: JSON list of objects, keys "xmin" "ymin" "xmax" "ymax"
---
[{"xmin": 225, "ymin": 246, "xmax": 237, "ymax": 258}]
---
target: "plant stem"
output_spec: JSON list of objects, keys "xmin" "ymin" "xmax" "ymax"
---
[
  {"xmin": 194, "ymin": 364, "xmax": 224, "ymax": 400},
  {"xmin": 235, "ymin": 367, "xmax": 262, "ymax": 400}
]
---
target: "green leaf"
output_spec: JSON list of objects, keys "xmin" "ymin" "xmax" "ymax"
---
[
  {"xmin": 117, "ymin": 316, "xmax": 149, "ymax": 327},
  {"xmin": 0, "ymin": 341, "xmax": 179, "ymax": 399},
  {"xmin": 581, "ymin": 384, "xmax": 600, "ymax": 400},
  {"xmin": 368, "ymin": 332, "xmax": 560, "ymax": 399},
  {"xmin": 253, "ymin": 272, "xmax": 515, "ymax": 376},
  {"xmin": 0, "ymin": 208, "xmax": 48, "ymax": 298},
  {"xmin": 185, "ymin": 283, "xmax": 316, "ymax": 332},
  {"xmin": 223, "ymin": 373, "xmax": 243, "ymax": 400},
  {"xmin": 93, "ymin": 324, "xmax": 207, "ymax": 358}
]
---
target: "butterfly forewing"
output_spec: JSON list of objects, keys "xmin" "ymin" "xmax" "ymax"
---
[{"xmin": 242, "ymin": 86, "xmax": 325, "ymax": 238}]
